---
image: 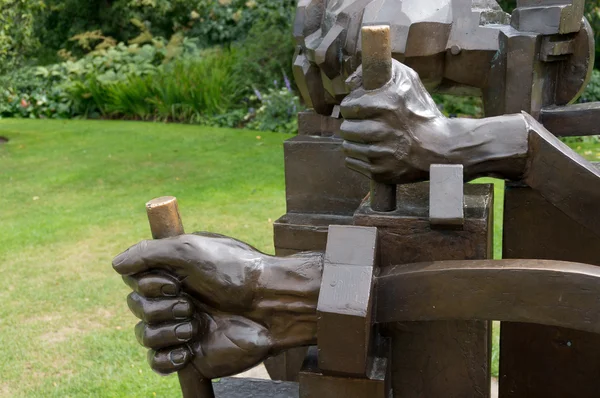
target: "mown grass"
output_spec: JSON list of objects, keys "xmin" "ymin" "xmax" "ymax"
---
[
  {"xmin": 0, "ymin": 119, "xmax": 289, "ymax": 397},
  {"xmin": 0, "ymin": 119, "xmax": 597, "ymax": 396}
]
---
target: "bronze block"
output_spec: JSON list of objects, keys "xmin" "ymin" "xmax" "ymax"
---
[
  {"xmin": 297, "ymin": 111, "xmax": 343, "ymax": 137},
  {"xmin": 500, "ymin": 182, "xmax": 600, "ymax": 398},
  {"xmin": 355, "ymin": 183, "xmax": 493, "ymax": 267},
  {"xmin": 429, "ymin": 164, "xmax": 465, "ymax": 227},
  {"xmin": 299, "ymin": 347, "xmax": 390, "ymax": 398},
  {"xmin": 317, "ymin": 225, "xmax": 378, "ymax": 377},
  {"xmin": 512, "ymin": 1, "xmax": 584, "ymax": 35},
  {"xmin": 354, "ymin": 182, "xmax": 494, "ymax": 398},
  {"xmin": 502, "ymin": 29, "xmax": 541, "ymax": 116},
  {"xmin": 283, "ymin": 135, "xmax": 370, "ymax": 215},
  {"xmin": 269, "ymin": 213, "xmax": 354, "ymax": 381},
  {"xmin": 274, "ymin": 213, "xmax": 354, "ymax": 254}
]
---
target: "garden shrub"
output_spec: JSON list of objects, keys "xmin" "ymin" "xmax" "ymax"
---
[
  {"xmin": 432, "ymin": 94, "xmax": 483, "ymax": 118},
  {"xmin": 0, "ymin": 0, "xmax": 45, "ymax": 73},
  {"xmin": 244, "ymin": 83, "xmax": 303, "ymax": 135},
  {"xmin": 230, "ymin": 18, "xmax": 296, "ymax": 102},
  {"xmin": 34, "ymin": 0, "xmax": 297, "ymax": 58},
  {"xmin": 579, "ymin": 69, "xmax": 600, "ymax": 103},
  {"xmin": 93, "ymin": 48, "xmax": 240, "ymax": 122}
]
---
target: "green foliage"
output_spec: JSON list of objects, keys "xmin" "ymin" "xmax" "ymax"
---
[
  {"xmin": 579, "ymin": 69, "xmax": 600, "ymax": 103},
  {"xmin": 245, "ymin": 85, "xmax": 302, "ymax": 134},
  {"xmin": 0, "ymin": 0, "xmax": 45, "ymax": 73},
  {"xmin": 187, "ymin": 0, "xmax": 296, "ymax": 47},
  {"xmin": 91, "ymin": 49, "xmax": 240, "ymax": 122},
  {"xmin": 433, "ymin": 94, "xmax": 484, "ymax": 118},
  {"xmin": 0, "ymin": 66, "xmax": 70, "ymax": 118},
  {"xmin": 1, "ymin": 0, "xmax": 297, "ymax": 132},
  {"xmin": 0, "ymin": 35, "xmax": 206, "ymax": 119},
  {"xmin": 33, "ymin": 0, "xmax": 296, "ymax": 58},
  {"xmin": 230, "ymin": 17, "xmax": 296, "ymax": 101}
]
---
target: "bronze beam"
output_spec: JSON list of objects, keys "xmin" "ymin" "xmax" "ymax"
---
[
  {"xmin": 540, "ymin": 102, "xmax": 600, "ymax": 137},
  {"xmin": 376, "ymin": 259, "xmax": 600, "ymax": 335}
]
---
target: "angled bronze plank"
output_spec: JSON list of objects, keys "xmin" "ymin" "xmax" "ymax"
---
[{"xmin": 376, "ymin": 259, "xmax": 600, "ymax": 334}]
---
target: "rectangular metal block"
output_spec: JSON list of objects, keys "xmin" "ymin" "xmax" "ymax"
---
[
  {"xmin": 317, "ymin": 225, "xmax": 378, "ymax": 376},
  {"xmin": 513, "ymin": 0, "xmax": 584, "ymax": 34},
  {"xmin": 283, "ymin": 135, "xmax": 370, "ymax": 215},
  {"xmin": 269, "ymin": 216, "xmax": 362, "ymax": 382},
  {"xmin": 502, "ymin": 29, "xmax": 540, "ymax": 116},
  {"xmin": 274, "ymin": 213, "xmax": 355, "ymax": 254},
  {"xmin": 540, "ymin": 36, "xmax": 574, "ymax": 62},
  {"xmin": 355, "ymin": 183, "xmax": 493, "ymax": 266},
  {"xmin": 300, "ymin": 347, "xmax": 390, "ymax": 398},
  {"xmin": 499, "ymin": 182, "xmax": 600, "ymax": 398},
  {"xmin": 298, "ymin": 111, "xmax": 343, "ymax": 137},
  {"xmin": 429, "ymin": 164, "xmax": 464, "ymax": 226},
  {"xmin": 213, "ymin": 377, "xmax": 298, "ymax": 398},
  {"xmin": 323, "ymin": 225, "xmax": 378, "ymax": 268},
  {"xmin": 354, "ymin": 182, "xmax": 494, "ymax": 398}
]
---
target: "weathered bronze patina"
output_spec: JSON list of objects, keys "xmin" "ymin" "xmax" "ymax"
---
[{"xmin": 113, "ymin": 0, "xmax": 600, "ymax": 396}]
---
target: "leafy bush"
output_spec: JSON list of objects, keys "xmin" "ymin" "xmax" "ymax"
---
[
  {"xmin": 0, "ymin": 66, "xmax": 71, "ymax": 119},
  {"xmin": 1, "ymin": 2, "xmax": 300, "ymax": 133},
  {"xmin": 579, "ymin": 69, "xmax": 600, "ymax": 103},
  {"xmin": 433, "ymin": 94, "xmax": 483, "ymax": 118},
  {"xmin": 230, "ymin": 18, "xmax": 296, "ymax": 102},
  {"xmin": 245, "ymin": 83, "xmax": 303, "ymax": 134},
  {"xmin": 90, "ymin": 48, "xmax": 240, "ymax": 122},
  {"xmin": 34, "ymin": 0, "xmax": 296, "ymax": 58},
  {"xmin": 0, "ymin": 34, "xmax": 206, "ymax": 119},
  {"xmin": 0, "ymin": 0, "xmax": 45, "ymax": 73}
]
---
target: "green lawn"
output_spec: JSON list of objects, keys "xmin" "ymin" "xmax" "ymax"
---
[
  {"xmin": 0, "ymin": 119, "xmax": 290, "ymax": 397},
  {"xmin": 0, "ymin": 119, "xmax": 597, "ymax": 396}
]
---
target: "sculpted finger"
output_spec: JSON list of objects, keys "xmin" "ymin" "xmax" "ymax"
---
[
  {"xmin": 135, "ymin": 320, "xmax": 199, "ymax": 349},
  {"xmin": 113, "ymin": 240, "xmax": 163, "ymax": 275},
  {"xmin": 342, "ymin": 141, "xmax": 370, "ymax": 162},
  {"xmin": 123, "ymin": 273, "xmax": 180, "ymax": 298},
  {"xmin": 342, "ymin": 141, "xmax": 394, "ymax": 162},
  {"xmin": 340, "ymin": 120, "xmax": 392, "ymax": 144},
  {"xmin": 345, "ymin": 157, "xmax": 374, "ymax": 179},
  {"xmin": 127, "ymin": 293, "xmax": 194, "ymax": 324},
  {"xmin": 342, "ymin": 59, "xmax": 428, "ymax": 120},
  {"xmin": 345, "ymin": 65, "xmax": 364, "ymax": 91},
  {"xmin": 112, "ymin": 236, "xmax": 198, "ymax": 275},
  {"xmin": 148, "ymin": 346, "xmax": 191, "ymax": 375}
]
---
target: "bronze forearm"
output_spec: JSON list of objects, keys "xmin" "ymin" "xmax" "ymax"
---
[
  {"xmin": 451, "ymin": 112, "xmax": 600, "ymax": 235},
  {"xmin": 445, "ymin": 115, "xmax": 530, "ymax": 181}
]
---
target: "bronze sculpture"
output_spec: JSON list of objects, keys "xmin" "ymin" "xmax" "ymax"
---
[{"xmin": 114, "ymin": 0, "xmax": 600, "ymax": 396}]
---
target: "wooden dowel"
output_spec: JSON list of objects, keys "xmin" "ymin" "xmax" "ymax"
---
[{"xmin": 361, "ymin": 25, "xmax": 397, "ymax": 212}]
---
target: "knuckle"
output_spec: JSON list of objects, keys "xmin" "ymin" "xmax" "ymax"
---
[
  {"xmin": 137, "ymin": 240, "xmax": 151, "ymax": 264},
  {"xmin": 134, "ymin": 321, "xmax": 148, "ymax": 346},
  {"xmin": 341, "ymin": 141, "xmax": 353, "ymax": 153},
  {"xmin": 126, "ymin": 292, "xmax": 141, "ymax": 311},
  {"xmin": 174, "ymin": 235, "xmax": 197, "ymax": 259}
]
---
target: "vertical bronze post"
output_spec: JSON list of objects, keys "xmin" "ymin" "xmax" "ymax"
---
[
  {"xmin": 361, "ymin": 25, "xmax": 396, "ymax": 212},
  {"xmin": 146, "ymin": 196, "xmax": 216, "ymax": 398}
]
